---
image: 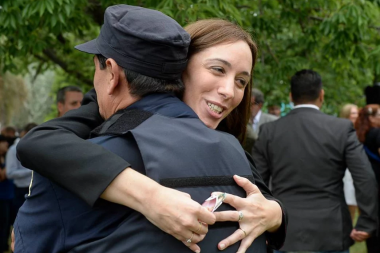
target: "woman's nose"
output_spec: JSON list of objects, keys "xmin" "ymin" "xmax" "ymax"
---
[{"xmin": 218, "ymin": 79, "xmax": 234, "ymax": 99}]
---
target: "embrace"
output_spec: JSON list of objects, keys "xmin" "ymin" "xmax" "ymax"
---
[{"xmin": 14, "ymin": 5, "xmax": 287, "ymax": 253}]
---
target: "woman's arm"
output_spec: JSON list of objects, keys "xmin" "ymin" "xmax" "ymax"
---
[{"xmin": 17, "ymin": 89, "xmax": 131, "ymax": 206}]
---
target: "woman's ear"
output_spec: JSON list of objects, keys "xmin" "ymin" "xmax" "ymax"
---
[{"xmin": 105, "ymin": 58, "xmax": 120, "ymax": 95}]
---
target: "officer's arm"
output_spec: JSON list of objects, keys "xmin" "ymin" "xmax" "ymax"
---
[{"xmin": 17, "ymin": 89, "xmax": 131, "ymax": 206}]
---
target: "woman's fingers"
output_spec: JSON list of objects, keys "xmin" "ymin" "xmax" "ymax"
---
[
  {"xmin": 182, "ymin": 232, "xmax": 204, "ymax": 244},
  {"xmin": 214, "ymin": 210, "xmax": 240, "ymax": 222},
  {"xmin": 212, "ymin": 192, "xmax": 243, "ymax": 209},
  {"xmin": 236, "ymin": 236, "xmax": 254, "ymax": 253},
  {"xmin": 182, "ymin": 233, "xmax": 206, "ymax": 253},
  {"xmin": 183, "ymin": 242, "xmax": 201, "ymax": 253},
  {"xmin": 197, "ymin": 206, "xmax": 216, "ymax": 226},
  {"xmin": 192, "ymin": 221, "xmax": 208, "ymax": 235},
  {"xmin": 217, "ymin": 228, "xmax": 247, "ymax": 251},
  {"xmin": 233, "ymin": 175, "xmax": 260, "ymax": 196}
]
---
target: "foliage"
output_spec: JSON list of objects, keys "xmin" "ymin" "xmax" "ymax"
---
[
  {"xmin": 0, "ymin": 72, "xmax": 28, "ymax": 127},
  {"xmin": 1, "ymin": 0, "xmax": 380, "ymax": 115},
  {"xmin": 0, "ymin": 67, "xmax": 55, "ymax": 128}
]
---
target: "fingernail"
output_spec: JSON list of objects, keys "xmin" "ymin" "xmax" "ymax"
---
[
  {"xmin": 211, "ymin": 192, "xmax": 218, "ymax": 196},
  {"xmin": 235, "ymin": 175, "xmax": 242, "ymax": 179},
  {"xmin": 219, "ymin": 243, "xmax": 226, "ymax": 250},
  {"xmin": 195, "ymin": 250, "xmax": 200, "ymax": 253}
]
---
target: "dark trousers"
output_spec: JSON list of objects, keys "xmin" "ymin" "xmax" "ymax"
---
[
  {"xmin": 11, "ymin": 187, "xmax": 29, "ymax": 224},
  {"xmin": 367, "ymin": 236, "xmax": 380, "ymax": 253},
  {"xmin": 0, "ymin": 199, "xmax": 12, "ymax": 253}
]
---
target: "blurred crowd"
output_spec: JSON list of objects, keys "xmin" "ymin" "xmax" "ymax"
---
[{"xmin": 0, "ymin": 86, "xmax": 83, "ymax": 253}]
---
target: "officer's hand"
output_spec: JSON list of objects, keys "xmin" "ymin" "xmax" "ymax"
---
[
  {"xmin": 213, "ymin": 175, "xmax": 282, "ymax": 253},
  {"xmin": 142, "ymin": 186, "xmax": 216, "ymax": 253}
]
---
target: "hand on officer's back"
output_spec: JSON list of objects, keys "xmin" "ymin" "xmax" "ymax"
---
[
  {"xmin": 143, "ymin": 185, "xmax": 216, "ymax": 253},
  {"xmin": 213, "ymin": 175, "xmax": 282, "ymax": 253}
]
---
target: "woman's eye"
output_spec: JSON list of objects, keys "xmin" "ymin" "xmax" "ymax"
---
[
  {"xmin": 236, "ymin": 79, "xmax": 247, "ymax": 87},
  {"xmin": 212, "ymin": 67, "xmax": 225, "ymax": 73}
]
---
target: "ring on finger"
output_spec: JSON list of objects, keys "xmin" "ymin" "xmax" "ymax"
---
[
  {"xmin": 239, "ymin": 228, "xmax": 247, "ymax": 237},
  {"xmin": 186, "ymin": 232, "xmax": 194, "ymax": 243},
  {"xmin": 238, "ymin": 211, "xmax": 244, "ymax": 222},
  {"xmin": 196, "ymin": 222, "xmax": 203, "ymax": 234}
]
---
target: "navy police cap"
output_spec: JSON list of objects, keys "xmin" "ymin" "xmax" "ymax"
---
[{"xmin": 75, "ymin": 5, "xmax": 190, "ymax": 80}]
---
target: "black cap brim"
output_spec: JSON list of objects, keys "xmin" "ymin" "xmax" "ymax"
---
[{"xmin": 75, "ymin": 39, "xmax": 100, "ymax": 54}]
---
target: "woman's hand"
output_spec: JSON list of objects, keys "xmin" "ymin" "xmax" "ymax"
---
[
  {"xmin": 213, "ymin": 175, "xmax": 282, "ymax": 253},
  {"xmin": 101, "ymin": 168, "xmax": 216, "ymax": 253},
  {"xmin": 142, "ymin": 185, "xmax": 216, "ymax": 253}
]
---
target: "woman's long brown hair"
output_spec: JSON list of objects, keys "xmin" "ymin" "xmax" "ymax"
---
[
  {"xmin": 184, "ymin": 19, "xmax": 258, "ymax": 144},
  {"xmin": 355, "ymin": 104, "xmax": 380, "ymax": 143}
]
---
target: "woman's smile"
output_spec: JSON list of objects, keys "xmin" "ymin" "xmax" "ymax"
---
[{"xmin": 182, "ymin": 41, "xmax": 252, "ymax": 129}]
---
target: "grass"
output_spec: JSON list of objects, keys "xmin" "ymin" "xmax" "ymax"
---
[{"xmin": 350, "ymin": 241, "xmax": 367, "ymax": 253}]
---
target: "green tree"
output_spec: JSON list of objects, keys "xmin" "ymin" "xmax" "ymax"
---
[
  {"xmin": 0, "ymin": 72, "xmax": 28, "ymax": 127},
  {"xmin": 1, "ymin": 0, "xmax": 380, "ymax": 114}
]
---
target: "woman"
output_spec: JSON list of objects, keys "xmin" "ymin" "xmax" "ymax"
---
[
  {"xmin": 355, "ymin": 104, "xmax": 380, "ymax": 253},
  {"xmin": 16, "ymin": 18, "xmax": 285, "ymax": 253},
  {"xmin": 340, "ymin": 104, "xmax": 359, "ymax": 221}
]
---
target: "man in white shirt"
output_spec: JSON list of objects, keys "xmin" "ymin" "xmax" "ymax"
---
[{"xmin": 250, "ymin": 88, "xmax": 278, "ymax": 135}]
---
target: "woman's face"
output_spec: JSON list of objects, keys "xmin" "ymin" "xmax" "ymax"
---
[
  {"xmin": 182, "ymin": 41, "xmax": 252, "ymax": 129},
  {"xmin": 349, "ymin": 107, "xmax": 358, "ymax": 124}
]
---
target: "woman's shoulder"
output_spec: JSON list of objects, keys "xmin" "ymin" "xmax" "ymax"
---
[
  {"xmin": 366, "ymin": 127, "xmax": 380, "ymax": 138},
  {"xmin": 365, "ymin": 127, "xmax": 380, "ymax": 146}
]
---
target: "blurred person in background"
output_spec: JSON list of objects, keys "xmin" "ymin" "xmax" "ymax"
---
[
  {"xmin": 355, "ymin": 104, "xmax": 380, "ymax": 253},
  {"xmin": 0, "ymin": 135, "xmax": 12, "ymax": 253},
  {"xmin": 56, "ymin": 86, "xmax": 84, "ymax": 117},
  {"xmin": 249, "ymin": 88, "xmax": 278, "ymax": 136},
  {"xmin": 0, "ymin": 126, "xmax": 16, "ymax": 139},
  {"xmin": 6, "ymin": 123, "xmax": 37, "ymax": 224},
  {"xmin": 268, "ymin": 105, "xmax": 281, "ymax": 117},
  {"xmin": 340, "ymin": 104, "xmax": 359, "ymax": 222},
  {"xmin": 244, "ymin": 89, "xmax": 278, "ymax": 153}
]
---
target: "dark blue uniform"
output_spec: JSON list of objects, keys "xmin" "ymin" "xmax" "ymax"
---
[{"xmin": 15, "ymin": 93, "xmax": 275, "ymax": 253}]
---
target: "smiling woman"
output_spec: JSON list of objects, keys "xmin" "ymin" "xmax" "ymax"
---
[
  {"xmin": 182, "ymin": 41, "xmax": 252, "ymax": 129},
  {"xmin": 184, "ymin": 19, "xmax": 257, "ymax": 142}
]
